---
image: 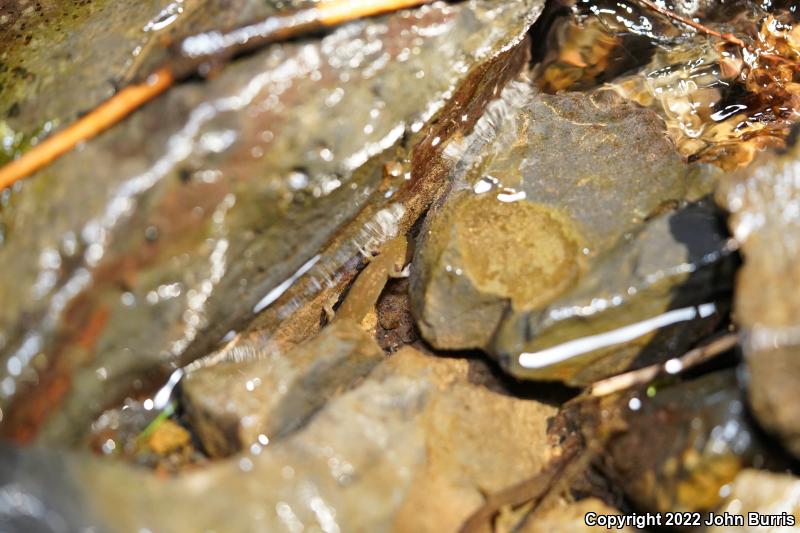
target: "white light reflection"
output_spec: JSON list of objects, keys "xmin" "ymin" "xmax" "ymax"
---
[
  {"xmin": 253, "ymin": 255, "xmax": 321, "ymax": 314},
  {"xmin": 143, "ymin": 0, "xmax": 184, "ymax": 32},
  {"xmin": 153, "ymin": 369, "xmax": 184, "ymax": 410},
  {"xmin": 519, "ymin": 303, "xmax": 717, "ymax": 369}
]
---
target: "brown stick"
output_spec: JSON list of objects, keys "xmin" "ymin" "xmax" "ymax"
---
[
  {"xmin": 0, "ymin": 0, "xmax": 432, "ymax": 190},
  {"xmin": 589, "ymin": 332, "xmax": 738, "ymax": 397},
  {"xmin": 636, "ymin": 0, "xmax": 746, "ymax": 48}
]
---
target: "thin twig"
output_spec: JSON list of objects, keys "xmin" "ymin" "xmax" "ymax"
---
[
  {"xmin": 637, "ymin": 0, "xmax": 746, "ymax": 48},
  {"xmin": 0, "ymin": 69, "xmax": 174, "ymax": 191},
  {"xmin": 0, "ymin": 0, "xmax": 433, "ymax": 190},
  {"xmin": 459, "ymin": 434, "xmax": 586, "ymax": 533},
  {"xmin": 759, "ymin": 52, "xmax": 800, "ymax": 67},
  {"xmin": 589, "ymin": 332, "xmax": 738, "ymax": 397}
]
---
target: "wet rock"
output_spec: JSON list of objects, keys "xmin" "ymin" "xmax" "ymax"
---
[
  {"xmin": 599, "ymin": 370, "xmax": 773, "ymax": 513},
  {"xmin": 0, "ymin": 0, "xmax": 313, "ymax": 162},
  {"xmin": 411, "ymin": 81, "xmax": 730, "ymax": 382},
  {"xmin": 0, "ymin": 443, "xmax": 102, "ymax": 533},
  {"xmin": 411, "ymin": 191, "xmax": 584, "ymax": 350},
  {"xmin": 181, "ymin": 319, "xmax": 384, "ymax": 457},
  {"xmin": 716, "ymin": 138, "xmax": 800, "ymax": 458},
  {"xmin": 411, "ymin": 85, "xmax": 686, "ymax": 351},
  {"xmin": 0, "ymin": 0, "xmax": 544, "ymax": 445},
  {"xmin": 709, "ymin": 470, "xmax": 800, "ymax": 532},
  {"xmin": 0, "ymin": 0, "xmax": 178, "ymax": 158},
  {"xmin": 380, "ymin": 349, "xmax": 557, "ymax": 532},
  {"xmin": 0, "ymin": 347, "xmax": 557, "ymax": 532},
  {"xmin": 495, "ymin": 202, "xmax": 733, "ymax": 384}
]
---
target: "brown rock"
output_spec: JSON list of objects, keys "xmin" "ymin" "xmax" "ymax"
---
[
  {"xmin": 146, "ymin": 420, "xmax": 192, "ymax": 456},
  {"xmin": 24, "ymin": 347, "xmax": 558, "ymax": 532},
  {"xmin": 411, "ymin": 82, "xmax": 730, "ymax": 383},
  {"xmin": 181, "ymin": 319, "xmax": 383, "ymax": 457},
  {"xmin": 0, "ymin": 0, "xmax": 544, "ymax": 445},
  {"xmin": 385, "ymin": 349, "xmax": 558, "ymax": 532}
]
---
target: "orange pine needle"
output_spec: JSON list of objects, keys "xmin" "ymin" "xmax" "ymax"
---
[
  {"xmin": 0, "ymin": 0, "xmax": 432, "ymax": 190},
  {"xmin": 0, "ymin": 69, "xmax": 173, "ymax": 191},
  {"xmin": 318, "ymin": 0, "xmax": 429, "ymax": 25}
]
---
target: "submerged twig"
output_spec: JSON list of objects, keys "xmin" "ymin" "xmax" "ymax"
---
[
  {"xmin": 589, "ymin": 332, "xmax": 738, "ymax": 397},
  {"xmin": 636, "ymin": 0, "xmax": 746, "ymax": 48},
  {"xmin": 0, "ymin": 0, "xmax": 433, "ymax": 190}
]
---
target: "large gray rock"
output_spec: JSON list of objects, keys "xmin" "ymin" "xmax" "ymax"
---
[
  {"xmin": 0, "ymin": 0, "xmax": 543, "ymax": 445},
  {"xmin": 495, "ymin": 202, "xmax": 733, "ymax": 384},
  {"xmin": 410, "ymin": 190, "xmax": 583, "ymax": 350},
  {"xmin": 410, "ymin": 83, "xmax": 729, "ymax": 383}
]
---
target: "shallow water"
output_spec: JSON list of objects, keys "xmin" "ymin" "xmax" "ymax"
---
[{"xmin": 535, "ymin": 0, "xmax": 800, "ymax": 169}]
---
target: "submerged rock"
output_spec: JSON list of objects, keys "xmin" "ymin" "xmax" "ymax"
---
[
  {"xmin": 0, "ymin": 347, "xmax": 557, "ymax": 532},
  {"xmin": 182, "ymin": 319, "xmax": 384, "ymax": 457},
  {"xmin": 0, "ymin": 0, "xmax": 543, "ymax": 445},
  {"xmin": 495, "ymin": 202, "xmax": 733, "ymax": 384},
  {"xmin": 716, "ymin": 137, "xmax": 800, "ymax": 458},
  {"xmin": 599, "ymin": 370, "xmax": 773, "ymax": 514},
  {"xmin": 411, "ymin": 82, "xmax": 730, "ymax": 383}
]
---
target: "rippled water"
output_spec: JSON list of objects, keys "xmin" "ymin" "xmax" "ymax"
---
[{"xmin": 535, "ymin": 0, "xmax": 800, "ymax": 169}]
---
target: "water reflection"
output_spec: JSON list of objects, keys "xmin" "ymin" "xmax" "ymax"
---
[{"xmin": 536, "ymin": 0, "xmax": 800, "ymax": 169}]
